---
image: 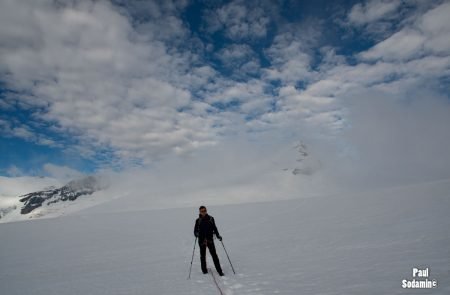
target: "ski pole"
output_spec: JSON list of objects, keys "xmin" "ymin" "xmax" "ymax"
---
[
  {"xmin": 187, "ymin": 237, "xmax": 197, "ymax": 279},
  {"xmin": 220, "ymin": 240, "xmax": 236, "ymax": 274}
]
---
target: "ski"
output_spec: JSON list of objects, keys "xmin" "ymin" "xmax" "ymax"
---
[{"xmin": 208, "ymin": 268, "xmax": 224, "ymax": 295}]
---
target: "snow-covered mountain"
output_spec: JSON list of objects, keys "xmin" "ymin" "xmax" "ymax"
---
[
  {"xmin": 19, "ymin": 176, "xmax": 103, "ymax": 214},
  {"xmin": 0, "ymin": 175, "xmax": 108, "ymax": 222},
  {"xmin": 280, "ymin": 141, "xmax": 322, "ymax": 176}
]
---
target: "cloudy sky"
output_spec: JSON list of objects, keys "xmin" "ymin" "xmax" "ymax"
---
[{"xmin": 1, "ymin": 0, "xmax": 449, "ymax": 193}]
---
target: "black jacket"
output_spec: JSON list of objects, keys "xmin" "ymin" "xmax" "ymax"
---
[{"xmin": 194, "ymin": 214, "xmax": 221, "ymax": 242}]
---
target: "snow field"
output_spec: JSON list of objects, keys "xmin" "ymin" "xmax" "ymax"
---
[{"xmin": 1, "ymin": 180, "xmax": 449, "ymax": 294}]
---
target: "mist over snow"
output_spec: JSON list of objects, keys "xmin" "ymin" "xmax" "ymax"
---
[
  {"xmin": 0, "ymin": 176, "xmax": 62, "ymax": 198},
  {"xmin": 92, "ymin": 138, "xmax": 330, "ymax": 212}
]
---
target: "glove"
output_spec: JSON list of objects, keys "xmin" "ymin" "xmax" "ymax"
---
[{"xmin": 217, "ymin": 235, "xmax": 222, "ymax": 241}]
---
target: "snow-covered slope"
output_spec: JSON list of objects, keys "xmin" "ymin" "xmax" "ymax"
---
[{"xmin": 1, "ymin": 179, "xmax": 449, "ymax": 294}]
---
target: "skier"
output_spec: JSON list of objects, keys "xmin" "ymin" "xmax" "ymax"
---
[{"xmin": 193, "ymin": 206, "xmax": 224, "ymax": 276}]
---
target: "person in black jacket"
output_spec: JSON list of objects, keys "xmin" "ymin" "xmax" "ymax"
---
[{"xmin": 193, "ymin": 205, "xmax": 224, "ymax": 276}]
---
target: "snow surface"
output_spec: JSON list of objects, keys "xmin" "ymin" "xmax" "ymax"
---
[{"xmin": 1, "ymin": 179, "xmax": 449, "ymax": 294}]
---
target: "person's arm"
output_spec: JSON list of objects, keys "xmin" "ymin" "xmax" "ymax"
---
[
  {"xmin": 193, "ymin": 219, "xmax": 199, "ymax": 238},
  {"xmin": 212, "ymin": 217, "xmax": 222, "ymax": 241}
]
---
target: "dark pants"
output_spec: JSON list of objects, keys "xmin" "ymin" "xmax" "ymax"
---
[{"xmin": 199, "ymin": 239, "xmax": 223, "ymax": 274}]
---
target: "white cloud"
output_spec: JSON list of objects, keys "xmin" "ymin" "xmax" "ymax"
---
[
  {"xmin": 6, "ymin": 165, "xmax": 23, "ymax": 177},
  {"xmin": 207, "ymin": 79, "xmax": 265, "ymax": 104},
  {"xmin": 355, "ymin": 2, "xmax": 450, "ymax": 62},
  {"xmin": 279, "ymin": 85, "xmax": 335, "ymax": 108},
  {"xmin": 10, "ymin": 126, "xmax": 34, "ymax": 140},
  {"xmin": 43, "ymin": 163, "xmax": 84, "ymax": 181},
  {"xmin": 348, "ymin": 0, "xmax": 402, "ymax": 25},
  {"xmin": 360, "ymin": 29, "xmax": 425, "ymax": 61},
  {"xmin": 204, "ymin": 0, "xmax": 271, "ymax": 41},
  {"xmin": 419, "ymin": 1, "xmax": 450, "ymax": 54},
  {"xmin": 0, "ymin": 118, "xmax": 62, "ymax": 148},
  {"xmin": 215, "ymin": 44, "xmax": 262, "ymax": 78},
  {"xmin": 216, "ymin": 44, "xmax": 255, "ymax": 65},
  {"xmin": 263, "ymin": 23, "xmax": 321, "ymax": 84},
  {"xmin": 0, "ymin": 0, "xmax": 220, "ymax": 165}
]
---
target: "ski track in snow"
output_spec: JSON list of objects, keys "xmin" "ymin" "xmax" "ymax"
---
[
  {"xmin": 1, "ymin": 180, "xmax": 450, "ymax": 294},
  {"xmin": 208, "ymin": 268, "xmax": 225, "ymax": 295}
]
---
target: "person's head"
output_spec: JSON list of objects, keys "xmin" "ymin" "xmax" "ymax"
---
[{"xmin": 199, "ymin": 205, "xmax": 207, "ymax": 216}]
